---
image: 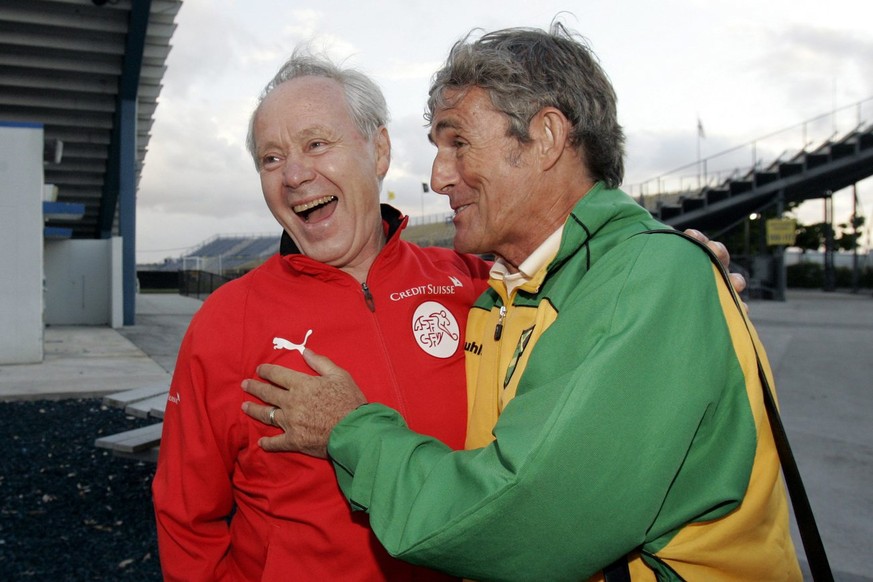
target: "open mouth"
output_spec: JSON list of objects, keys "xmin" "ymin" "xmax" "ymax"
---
[
  {"xmin": 293, "ymin": 195, "xmax": 338, "ymax": 222},
  {"xmin": 452, "ymin": 203, "xmax": 470, "ymax": 218}
]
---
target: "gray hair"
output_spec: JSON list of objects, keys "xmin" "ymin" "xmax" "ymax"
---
[
  {"xmin": 426, "ymin": 22, "xmax": 625, "ymax": 188},
  {"xmin": 246, "ymin": 48, "xmax": 390, "ymax": 169}
]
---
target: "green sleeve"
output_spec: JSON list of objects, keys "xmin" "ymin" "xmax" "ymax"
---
[{"xmin": 329, "ymin": 236, "xmax": 756, "ymax": 581}]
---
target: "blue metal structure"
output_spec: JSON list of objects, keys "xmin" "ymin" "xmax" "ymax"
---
[{"xmin": 0, "ymin": 0, "xmax": 183, "ymax": 325}]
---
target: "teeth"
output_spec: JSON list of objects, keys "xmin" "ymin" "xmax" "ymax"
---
[{"xmin": 293, "ymin": 195, "xmax": 337, "ymax": 215}]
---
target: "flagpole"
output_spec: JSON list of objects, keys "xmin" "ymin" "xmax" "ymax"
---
[
  {"xmin": 421, "ymin": 182, "xmax": 429, "ymax": 219},
  {"xmin": 697, "ymin": 129, "xmax": 701, "ymax": 190}
]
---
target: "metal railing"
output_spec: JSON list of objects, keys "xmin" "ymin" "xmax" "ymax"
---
[
  {"xmin": 407, "ymin": 211, "xmax": 454, "ymax": 227},
  {"xmin": 179, "ymin": 270, "xmax": 235, "ymax": 300},
  {"xmin": 627, "ymin": 96, "xmax": 873, "ymax": 201}
]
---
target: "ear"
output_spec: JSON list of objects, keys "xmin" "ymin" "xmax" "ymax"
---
[
  {"xmin": 374, "ymin": 126, "xmax": 391, "ymax": 179},
  {"xmin": 532, "ymin": 107, "xmax": 570, "ymax": 171}
]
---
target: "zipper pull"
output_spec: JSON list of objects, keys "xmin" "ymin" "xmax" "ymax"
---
[
  {"xmin": 494, "ymin": 305, "xmax": 506, "ymax": 340},
  {"xmin": 362, "ymin": 282, "xmax": 376, "ymax": 312}
]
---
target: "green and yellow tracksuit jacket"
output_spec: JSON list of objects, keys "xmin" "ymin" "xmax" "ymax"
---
[{"xmin": 329, "ymin": 184, "xmax": 801, "ymax": 581}]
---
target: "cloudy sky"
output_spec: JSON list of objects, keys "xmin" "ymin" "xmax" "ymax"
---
[{"xmin": 136, "ymin": 0, "xmax": 873, "ymax": 263}]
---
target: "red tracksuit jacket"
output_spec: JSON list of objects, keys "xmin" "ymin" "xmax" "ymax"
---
[{"xmin": 152, "ymin": 207, "xmax": 490, "ymax": 581}]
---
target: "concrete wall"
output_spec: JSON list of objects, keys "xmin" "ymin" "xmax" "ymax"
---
[
  {"xmin": 44, "ymin": 237, "xmax": 123, "ymax": 328},
  {"xmin": 0, "ymin": 123, "xmax": 44, "ymax": 364}
]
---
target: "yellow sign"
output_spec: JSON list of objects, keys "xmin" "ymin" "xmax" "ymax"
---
[{"xmin": 766, "ymin": 218, "xmax": 797, "ymax": 246}]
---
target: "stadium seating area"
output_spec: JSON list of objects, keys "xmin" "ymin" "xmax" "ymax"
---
[{"xmin": 139, "ymin": 213, "xmax": 456, "ymax": 278}]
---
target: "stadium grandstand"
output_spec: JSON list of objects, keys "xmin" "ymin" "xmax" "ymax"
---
[
  {"xmin": 136, "ymin": 213, "xmax": 457, "ymax": 297},
  {"xmin": 139, "ymin": 213, "xmax": 455, "ymax": 274}
]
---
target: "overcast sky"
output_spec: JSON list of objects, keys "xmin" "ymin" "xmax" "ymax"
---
[{"xmin": 136, "ymin": 0, "xmax": 873, "ymax": 263}]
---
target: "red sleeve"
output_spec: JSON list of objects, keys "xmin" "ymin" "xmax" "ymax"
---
[{"xmin": 152, "ymin": 297, "xmax": 246, "ymax": 581}]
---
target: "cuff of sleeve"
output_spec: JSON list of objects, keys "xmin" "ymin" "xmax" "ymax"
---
[{"xmin": 328, "ymin": 403, "xmax": 407, "ymax": 511}]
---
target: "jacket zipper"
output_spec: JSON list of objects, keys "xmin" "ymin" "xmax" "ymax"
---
[
  {"xmin": 361, "ymin": 282, "xmax": 376, "ymax": 312},
  {"xmin": 359, "ymin": 280, "xmax": 408, "ymax": 417},
  {"xmin": 494, "ymin": 304, "xmax": 507, "ymax": 340}
]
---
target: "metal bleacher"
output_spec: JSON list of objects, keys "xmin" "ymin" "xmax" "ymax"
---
[
  {"xmin": 631, "ymin": 99, "xmax": 873, "ymax": 236},
  {"xmin": 647, "ymin": 125, "xmax": 873, "ymax": 234},
  {"xmin": 218, "ymin": 237, "xmax": 281, "ymax": 271},
  {"xmin": 194, "ymin": 236, "xmax": 249, "ymax": 257},
  {"xmin": 142, "ymin": 233, "xmax": 280, "ymax": 275}
]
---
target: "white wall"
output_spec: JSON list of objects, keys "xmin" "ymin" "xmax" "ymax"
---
[
  {"xmin": 44, "ymin": 237, "xmax": 124, "ymax": 327},
  {"xmin": 0, "ymin": 123, "xmax": 44, "ymax": 364}
]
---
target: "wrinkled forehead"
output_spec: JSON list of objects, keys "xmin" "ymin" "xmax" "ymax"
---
[
  {"xmin": 427, "ymin": 86, "xmax": 504, "ymax": 143},
  {"xmin": 259, "ymin": 76, "xmax": 350, "ymax": 120},
  {"xmin": 254, "ymin": 77, "xmax": 362, "ymax": 142}
]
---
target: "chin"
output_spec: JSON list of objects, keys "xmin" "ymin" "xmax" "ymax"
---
[{"xmin": 452, "ymin": 237, "xmax": 478, "ymax": 256}]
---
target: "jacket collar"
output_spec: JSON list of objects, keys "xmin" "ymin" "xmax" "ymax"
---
[{"xmin": 515, "ymin": 183, "xmax": 654, "ymax": 294}]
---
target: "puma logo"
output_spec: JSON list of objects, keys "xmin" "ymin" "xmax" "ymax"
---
[{"xmin": 272, "ymin": 330, "xmax": 312, "ymax": 354}]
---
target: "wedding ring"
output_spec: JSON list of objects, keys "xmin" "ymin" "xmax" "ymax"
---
[{"xmin": 268, "ymin": 406, "xmax": 279, "ymax": 427}]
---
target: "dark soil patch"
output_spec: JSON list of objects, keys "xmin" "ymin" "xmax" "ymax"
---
[{"xmin": 0, "ymin": 398, "xmax": 161, "ymax": 581}]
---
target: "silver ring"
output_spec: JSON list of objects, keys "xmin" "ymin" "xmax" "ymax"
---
[{"xmin": 268, "ymin": 406, "xmax": 278, "ymax": 427}]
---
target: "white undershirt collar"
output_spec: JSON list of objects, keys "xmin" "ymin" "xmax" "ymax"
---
[{"xmin": 489, "ymin": 227, "xmax": 563, "ymax": 296}]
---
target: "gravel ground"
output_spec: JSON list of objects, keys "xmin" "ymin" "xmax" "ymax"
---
[{"xmin": 0, "ymin": 398, "xmax": 162, "ymax": 581}]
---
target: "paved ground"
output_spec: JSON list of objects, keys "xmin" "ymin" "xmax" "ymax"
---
[
  {"xmin": 0, "ymin": 289, "xmax": 870, "ymax": 580},
  {"xmin": 0, "ymin": 294, "xmax": 201, "ymax": 400},
  {"xmin": 749, "ymin": 290, "xmax": 873, "ymax": 581}
]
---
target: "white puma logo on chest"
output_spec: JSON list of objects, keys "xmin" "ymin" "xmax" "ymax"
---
[{"xmin": 272, "ymin": 329, "xmax": 312, "ymax": 354}]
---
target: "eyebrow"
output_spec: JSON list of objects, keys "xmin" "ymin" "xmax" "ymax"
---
[
  {"xmin": 257, "ymin": 125, "xmax": 338, "ymax": 153},
  {"xmin": 297, "ymin": 125, "xmax": 336, "ymax": 141},
  {"xmin": 427, "ymin": 118, "xmax": 461, "ymax": 145}
]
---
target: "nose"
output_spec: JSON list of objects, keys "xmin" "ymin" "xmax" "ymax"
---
[
  {"xmin": 282, "ymin": 155, "xmax": 316, "ymax": 190},
  {"xmin": 430, "ymin": 148, "xmax": 457, "ymax": 196}
]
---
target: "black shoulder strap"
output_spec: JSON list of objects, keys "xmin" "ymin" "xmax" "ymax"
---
[
  {"xmin": 639, "ymin": 228, "xmax": 833, "ymax": 581},
  {"xmin": 603, "ymin": 556, "xmax": 631, "ymax": 582}
]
